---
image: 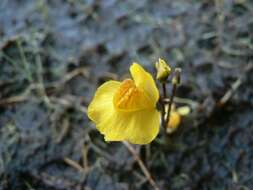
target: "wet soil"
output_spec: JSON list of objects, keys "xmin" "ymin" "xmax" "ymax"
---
[{"xmin": 0, "ymin": 0, "xmax": 253, "ymax": 190}]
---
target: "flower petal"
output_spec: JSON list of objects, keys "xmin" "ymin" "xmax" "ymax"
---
[
  {"xmin": 87, "ymin": 80, "xmax": 121, "ymax": 123},
  {"xmin": 130, "ymin": 63, "xmax": 159, "ymax": 105},
  {"xmin": 98, "ymin": 106, "xmax": 160, "ymax": 144},
  {"xmin": 113, "ymin": 79, "xmax": 153, "ymax": 112}
]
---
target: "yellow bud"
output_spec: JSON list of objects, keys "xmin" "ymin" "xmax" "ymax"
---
[
  {"xmin": 155, "ymin": 58, "xmax": 171, "ymax": 82},
  {"xmin": 176, "ymin": 106, "xmax": 190, "ymax": 116},
  {"xmin": 166, "ymin": 111, "xmax": 181, "ymax": 134},
  {"xmin": 172, "ymin": 68, "xmax": 181, "ymax": 85}
]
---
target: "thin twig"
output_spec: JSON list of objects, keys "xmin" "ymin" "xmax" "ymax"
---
[{"xmin": 123, "ymin": 141, "xmax": 160, "ymax": 190}]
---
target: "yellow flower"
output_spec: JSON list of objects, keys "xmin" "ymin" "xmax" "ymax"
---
[{"xmin": 87, "ymin": 63, "xmax": 160, "ymax": 144}]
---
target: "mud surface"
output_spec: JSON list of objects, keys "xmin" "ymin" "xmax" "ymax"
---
[{"xmin": 0, "ymin": 0, "xmax": 253, "ymax": 189}]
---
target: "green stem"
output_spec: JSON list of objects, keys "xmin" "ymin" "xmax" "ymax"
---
[
  {"xmin": 161, "ymin": 82, "xmax": 167, "ymax": 129},
  {"xmin": 165, "ymin": 68, "xmax": 181, "ymax": 126},
  {"xmin": 165, "ymin": 83, "xmax": 177, "ymax": 126}
]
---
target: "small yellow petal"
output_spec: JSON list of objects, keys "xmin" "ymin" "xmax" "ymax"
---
[{"xmin": 130, "ymin": 63, "xmax": 159, "ymax": 105}]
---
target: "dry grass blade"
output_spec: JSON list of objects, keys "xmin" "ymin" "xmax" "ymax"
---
[
  {"xmin": 0, "ymin": 95, "xmax": 28, "ymax": 105},
  {"xmin": 218, "ymin": 63, "xmax": 253, "ymax": 107},
  {"xmin": 123, "ymin": 141, "xmax": 160, "ymax": 190},
  {"xmin": 82, "ymin": 144, "xmax": 89, "ymax": 171},
  {"xmin": 218, "ymin": 78, "xmax": 242, "ymax": 106},
  {"xmin": 63, "ymin": 68, "xmax": 89, "ymax": 82},
  {"xmin": 50, "ymin": 96, "xmax": 87, "ymax": 113},
  {"xmin": 56, "ymin": 118, "xmax": 70, "ymax": 143},
  {"xmin": 64, "ymin": 158, "xmax": 84, "ymax": 173}
]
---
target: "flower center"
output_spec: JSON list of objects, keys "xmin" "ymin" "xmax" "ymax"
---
[{"xmin": 113, "ymin": 79, "xmax": 152, "ymax": 112}]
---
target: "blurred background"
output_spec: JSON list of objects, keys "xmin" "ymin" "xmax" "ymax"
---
[{"xmin": 0, "ymin": 0, "xmax": 253, "ymax": 189}]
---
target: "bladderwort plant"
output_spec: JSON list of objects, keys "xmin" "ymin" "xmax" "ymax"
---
[{"xmin": 87, "ymin": 58, "xmax": 189, "ymax": 144}]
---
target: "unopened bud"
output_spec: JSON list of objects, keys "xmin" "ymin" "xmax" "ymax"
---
[
  {"xmin": 166, "ymin": 111, "xmax": 181, "ymax": 134},
  {"xmin": 155, "ymin": 58, "xmax": 171, "ymax": 82},
  {"xmin": 172, "ymin": 68, "xmax": 181, "ymax": 85},
  {"xmin": 176, "ymin": 106, "xmax": 190, "ymax": 116}
]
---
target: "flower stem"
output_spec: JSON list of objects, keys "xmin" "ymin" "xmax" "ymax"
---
[
  {"xmin": 162, "ymin": 83, "xmax": 167, "ymax": 99},
  {"xmin": 165, "ymin": 69, "xmax": 181, "ymax": 126},
  {"xmin": 161, "ymin": 82, "xmax": 167, "ymax": 129},
  {"xmin": 165, "ymin": 82, "xmax": 177, "ymax": 126},
  {"xmin": 123, "ymin": 141, "xmax": 160, "ymax": 190}
]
